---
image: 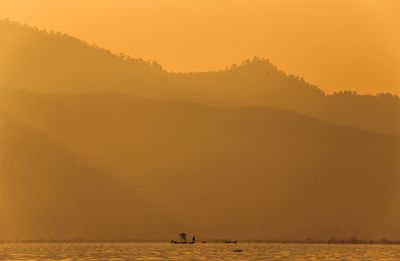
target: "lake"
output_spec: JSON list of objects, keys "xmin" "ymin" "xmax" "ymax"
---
[{"xmin": 1, "ymin": 243, "xmax": 400, "ymax": 260}]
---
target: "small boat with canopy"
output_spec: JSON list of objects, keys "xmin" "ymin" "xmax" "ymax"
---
[{"xmin": 171, "ymin": 232, "xmax": 196, "ymax": 244}]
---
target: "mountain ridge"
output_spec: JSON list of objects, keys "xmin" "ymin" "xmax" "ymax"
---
[
  {"xmin": 1, "ymin": 88, "xmax": 399, "ymax": 240},
  {"xmin": 1, "ymin": 19, "xmax": 399, "ymax": 134}
]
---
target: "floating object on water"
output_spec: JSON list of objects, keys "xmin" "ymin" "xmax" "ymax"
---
[
  {"xmin": 171, "ymin": 232, "xmax": 196, "ymax": 244},
  {"xmin": 233, "ymin": 249, "xmax": 243, "ymax": 252},
  {"xmin": 171, "ymin": 240, "xmax": 195, "ymax": 244}
]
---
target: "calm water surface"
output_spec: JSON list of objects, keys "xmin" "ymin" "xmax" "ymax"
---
[{"xmin": 1, "ymin": 243, "xmax": 400, "ymax": 260}]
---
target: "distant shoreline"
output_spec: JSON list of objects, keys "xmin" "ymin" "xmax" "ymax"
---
[{"xmin": 1, "ymin": 239, "xmax": 400, "ymax": 245}]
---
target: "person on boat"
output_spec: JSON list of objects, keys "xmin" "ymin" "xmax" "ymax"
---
[{"xmin": 179, "ymin": 232, "xmax": 187, "ymax": 243}]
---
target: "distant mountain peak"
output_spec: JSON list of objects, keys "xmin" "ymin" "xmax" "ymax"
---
[{"xmin": 229, "ymin": 57, "xmax": 277, "ymax": 72}]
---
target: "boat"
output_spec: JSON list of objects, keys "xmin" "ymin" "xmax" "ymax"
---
[
  {"xmin": 171, "ymin": 240, "xmax": 195, "ymax": 244},
  {"xmin": 171, "ymin": 233, "xmax": 196, "ymax": 244}
]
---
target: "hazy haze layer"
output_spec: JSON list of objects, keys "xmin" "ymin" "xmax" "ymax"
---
[{"xmin": 1, "ymin": 89, "xmax": 399, "ymax": 240}]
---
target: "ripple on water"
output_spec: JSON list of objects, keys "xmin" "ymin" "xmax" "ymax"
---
[{"xmin": 1, "ymin": 243, "xmax": 400, "ymax": 260}]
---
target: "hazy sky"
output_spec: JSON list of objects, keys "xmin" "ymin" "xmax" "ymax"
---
[{"xmin": 1, "ymin": 0, "xmax": 399, "ymax": 94}]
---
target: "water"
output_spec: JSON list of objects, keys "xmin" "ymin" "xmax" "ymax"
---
[{"xmin": 1, "ymin": 243, "xmax": 400, "ymax": 260}]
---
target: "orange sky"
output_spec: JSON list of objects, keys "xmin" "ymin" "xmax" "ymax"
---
[{"xmin": 1, "ymin": 0, "xmax": 399, "ymax": 95}]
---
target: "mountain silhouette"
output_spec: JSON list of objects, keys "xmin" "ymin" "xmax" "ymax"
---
[
  {"xmin": 1, "ymin": 88, "xmax": 399, "ymax": 240},
  {"xmin": 1, "ymin": 19, "xmax": 399, "ymax": 135},
  {"xmin": 0, "ymin": 109, "xmax": 183, "ymax": 240}
]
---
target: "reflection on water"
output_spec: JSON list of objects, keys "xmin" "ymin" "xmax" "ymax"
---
[{"xmin": 1, "ymin": 243, "xmax": 400, "ymax": 260}]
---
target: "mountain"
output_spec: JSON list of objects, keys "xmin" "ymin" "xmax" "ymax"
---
[
  {"xmin": 0, "ymin": 109, "xmax": 184, "ymax": 240},
  {"xmin": 1, "ymin": 19, "xmax": 399, "ymax": 135},
  {"xmin": 1, "ymin": 88, "xmax": 399, "ymax": 240}
]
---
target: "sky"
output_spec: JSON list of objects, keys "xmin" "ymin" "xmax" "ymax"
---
[{"xmin": 1, "ymin": 0, "xmax": 399, "ymax": 95}]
